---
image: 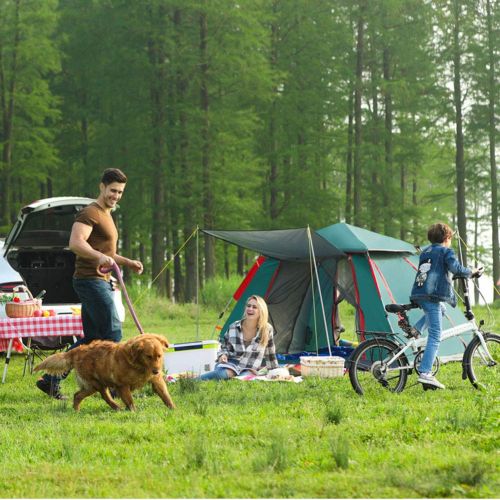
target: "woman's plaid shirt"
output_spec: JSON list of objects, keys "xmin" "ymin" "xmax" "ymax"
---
[{"xmin": 217, "ymin": 320, "xmax": 279, "ymax": 374}]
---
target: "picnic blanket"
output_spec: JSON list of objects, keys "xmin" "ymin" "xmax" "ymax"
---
[{"xmin": 165, "ymin": 366, "xmax": 303, "ymax": 383}]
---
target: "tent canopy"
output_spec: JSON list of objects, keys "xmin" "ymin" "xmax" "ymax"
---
[
  {"xmin": 202, "ymin": 228, "xmax": 344, "ymax": 261},
  {"xmin": 317, "ymin": 223, "xmax": 417, "ymax": 253}
]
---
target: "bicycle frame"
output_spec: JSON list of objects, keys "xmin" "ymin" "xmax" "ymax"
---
[{"xmin": 379, "ymin": 317, "xmax": 494, "ymax": 372}]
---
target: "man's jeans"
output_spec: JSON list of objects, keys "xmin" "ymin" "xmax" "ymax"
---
[
  {"xmin": 72, "ymin": 278, "xmax": 122, "ymax": 347},
  {"xmin": 415, "ymin": 301, "xmax": 446, "ymax": 374},
  {"xmin": 42, "ymin": 278, "xmax": 121, "ymax": 387}
]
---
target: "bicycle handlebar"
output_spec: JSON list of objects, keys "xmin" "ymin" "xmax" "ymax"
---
[{"xmin": 453, "ymin": 266, "xmax": 484, "ymax": 280}]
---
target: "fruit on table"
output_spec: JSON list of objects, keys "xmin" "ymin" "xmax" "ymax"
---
[
  {"xmin": 49, "ymin": 309, "xmax": 56, "ymax": 316},
  {"xmin": 33, "ymin": 310, "xmax": 42, "ymax": 317},
  {"xmin": 42, "ymin": 310, "xmax": 50, "ymax": 317}
]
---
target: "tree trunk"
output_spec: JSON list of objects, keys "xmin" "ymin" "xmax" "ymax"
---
[
  {"xmin": 269, "ymin": 4, "xmax": 279, "ymax": 221},
  {"xmin": 369, "ymin": 50, "xmax": 380, "ymax": 232},
  {"xmin": 121, "ymin": 211, "xmax": 131, "ymax": 284},
  {"xmin": 148, "ymin": 5, "xmax": 168, "ymax": 295},
  {"xmin": 200, "ymin": 10, "xmax": 215, "ymax": 279},
  {"xmin": 237, "ymin": 246, "xmax": 244, "ymax": 275},
  {"xmin": 0, "ymin": 0, "xmax": 20, "ymax": 226},
  {"xmin": 473, "ymin": 200, "xmax": 479, "ymax": 304},
  {"xmin": 383, "ymin": 45, "xmax": 394, "ymax": 237},
  {"xmin": 353, "ymin": 0, "xmax": 365, "ymax": 226},
  {"xmin": 345, "ymin": 86, "xmax": 354, "ymax": 224},
  {"xmin": 486, "ymin": 0, "xmax": 499, "ymax": 301},
  {"xmin": 452, "ymin": 0, "xmax": 468, "ymax": 267}
]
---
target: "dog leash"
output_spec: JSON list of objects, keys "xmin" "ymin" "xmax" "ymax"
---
[{"xmin": 100, "ymin": 263, "xmax": 145, "ymax": 335}]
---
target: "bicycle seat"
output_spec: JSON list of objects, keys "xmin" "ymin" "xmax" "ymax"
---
[{"xmin": 385, "ymin": 303, "xmax": 418, "ymax": 314}]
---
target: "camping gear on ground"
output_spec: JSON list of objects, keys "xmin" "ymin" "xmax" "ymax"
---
[
  {"xmin": 163, "ymin": 340, "xmax": 219, "ymax": 375},
  {"xmin": 203, "ymin": 223, "xmax": 475, "ymax": 363},
  {"xmin": 23, "ymin": 333, "xmax": 76, "ymax": 376},
  {"xmin": 300, "ymin": 356, "xmax": 345, "ymax": 378}
]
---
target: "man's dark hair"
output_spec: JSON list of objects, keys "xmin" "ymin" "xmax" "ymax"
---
[
  {"xmin": 101, "ymin": 168, "xmax": 127, "ymax": 185},
  {"xmin": 427, "ymin": 222, "xmax": 453, "ymax": 244}
]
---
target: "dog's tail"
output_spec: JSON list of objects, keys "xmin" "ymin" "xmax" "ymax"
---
[{"xmin": 34, "ymin": 351, "xmax": 74, "ymax": 375}]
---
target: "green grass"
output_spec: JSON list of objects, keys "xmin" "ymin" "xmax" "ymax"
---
[{"xmin": 0, "ymin": 300, "xmax": 498, "ymax": 498}]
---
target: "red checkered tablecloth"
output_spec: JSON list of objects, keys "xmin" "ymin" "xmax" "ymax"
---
[{"xmin": 0, "ymin": 315, "xmax": 84, "ymax": 352}]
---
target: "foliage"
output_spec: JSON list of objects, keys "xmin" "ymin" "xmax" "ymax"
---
[{"xmin": 0, "ymin": 0, "xmax": 497, "ymax": 299}]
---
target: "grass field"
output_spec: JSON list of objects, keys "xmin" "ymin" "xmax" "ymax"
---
[{"xmin": 0, "ymin": 293, "xmax": 498, "ymax": 498}]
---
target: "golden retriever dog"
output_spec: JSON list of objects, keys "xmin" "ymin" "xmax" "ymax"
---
[{"xmin": 35, "ymin": 334, "xmax": 175, "ymax": 411}]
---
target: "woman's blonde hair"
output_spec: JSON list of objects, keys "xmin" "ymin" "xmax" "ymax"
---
[{"xmin": 244, "ymin": 295, "xmax": 270, "ymax": 346}]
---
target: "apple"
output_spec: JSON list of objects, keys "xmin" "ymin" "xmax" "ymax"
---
[
  {"xmin": 33, "ymin": 310, "xmax": 42, "ymax": 317},
  {"xmin": 49, "ymin": 310, "xmax": 56, "ymax": 316}
]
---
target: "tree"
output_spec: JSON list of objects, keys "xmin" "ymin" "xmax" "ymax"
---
[{"xmin": 0, "ymin": 0, "xmax": 60, "ymax": 227}]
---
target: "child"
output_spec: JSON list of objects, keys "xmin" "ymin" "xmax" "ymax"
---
[{"xmin": 410, "ymin": 222, "xmax": 481, "ymax": 389}]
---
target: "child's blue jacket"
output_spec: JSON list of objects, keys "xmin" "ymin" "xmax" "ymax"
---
[{"xmin": 410, "ymin": 244, "xmax": 471, "ymax": 307}]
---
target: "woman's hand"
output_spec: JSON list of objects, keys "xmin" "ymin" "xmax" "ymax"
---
[{"xmin": 218, "ymin": 354, "xmax": 228, "ymax": 363}]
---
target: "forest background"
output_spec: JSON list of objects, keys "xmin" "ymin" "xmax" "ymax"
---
[{"xmin": 0, "ymin": 0, "xmax": 498, "ymax": 303}]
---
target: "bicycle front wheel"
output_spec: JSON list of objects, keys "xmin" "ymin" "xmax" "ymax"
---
[
  {"xmin": 463, "ymin": 332, "xmax": 500, "ymax": 390},
  {"xmin": 348, "ymin": 338, "xmax": 409, "ymax": 395}
]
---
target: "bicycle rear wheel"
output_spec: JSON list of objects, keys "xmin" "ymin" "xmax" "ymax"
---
[
  {"xmin": 348, "ymin": 338, "xmax": 409, "ymax": 395},
  {"xmin": 463, "ymin": 332, "xmax": 499, "ymax": 390}
]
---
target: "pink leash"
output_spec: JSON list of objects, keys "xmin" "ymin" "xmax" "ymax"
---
[{"xmin": 101, "ymin": 263, "xmax": 144, "ymax": 335}]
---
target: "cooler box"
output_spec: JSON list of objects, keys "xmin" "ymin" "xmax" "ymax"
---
[{"xmin": 164, "ymin": 340, "xmax": 219, "ymax": 374}]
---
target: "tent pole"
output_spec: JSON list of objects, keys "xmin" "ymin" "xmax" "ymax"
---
[
  {"xmin": 308, "ymin": 246, "xmax": 319, "ymax": 355},
  {"xmin": 307, "ymin": 226, "xmax": 332, "ymax": 356}
]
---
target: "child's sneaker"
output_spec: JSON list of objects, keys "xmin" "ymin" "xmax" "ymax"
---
[{"xmin": 417, "ymin": 372, "xmax": 445, "ymax": 389}]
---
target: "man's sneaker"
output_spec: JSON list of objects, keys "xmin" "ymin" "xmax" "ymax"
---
[
  {"xmin": 36, "ymin": 378, "xmax": 68, "ymax": 400},
  {"xmin": 417, "ymin": 372, "xmax": 445, "ymax": 389}
]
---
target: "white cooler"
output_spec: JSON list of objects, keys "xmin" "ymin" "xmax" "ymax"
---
[{"xmin": 164, "ymin": 340, "xmax": 219, "ymax": 375}]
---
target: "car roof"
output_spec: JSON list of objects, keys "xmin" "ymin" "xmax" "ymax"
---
[{"xmin": 21, "ymin": 197, "xmax": 94, "ymax": 213}]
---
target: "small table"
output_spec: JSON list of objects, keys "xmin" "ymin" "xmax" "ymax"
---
[{"xmin": 0, "ymin": 315, "xmax": 84, "ymax": 383}]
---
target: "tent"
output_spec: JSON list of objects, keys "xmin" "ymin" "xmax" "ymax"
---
[{"xmin": 203, "ymin": 223, "xmax": 474, "ymax": 361}]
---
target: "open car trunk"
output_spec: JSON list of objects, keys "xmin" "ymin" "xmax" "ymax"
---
[
  {"xmin": 6, "ymin": 248, "xmax": 78, "ymax": 304},
  {"xmin": 3, "ymin": 198, "xmax": 93, "ymax": 305}
]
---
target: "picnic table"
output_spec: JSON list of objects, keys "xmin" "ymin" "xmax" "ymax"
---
[{"xmin": 0, "ymin": 315, "xmax": 84, "ymax": 383}]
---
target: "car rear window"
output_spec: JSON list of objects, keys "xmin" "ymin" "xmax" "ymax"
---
[{"xmin": 15, "ymin": 205, "xmax": 86, "ymax": 247}]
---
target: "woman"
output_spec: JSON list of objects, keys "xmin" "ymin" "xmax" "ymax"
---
[{"xmin": 199, "ymin": 295, "xmax": 279, "ymax": 381}]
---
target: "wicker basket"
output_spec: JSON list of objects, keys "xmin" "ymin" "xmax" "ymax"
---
[
  {"xmin": 300, "ymin": 356, "xmax": 345, "ymax": 378},
  {"xmin": 5, "ymin": 288, "xmax": 42, "ymax": 318}
]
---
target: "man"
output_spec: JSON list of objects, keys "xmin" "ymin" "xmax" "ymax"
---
[{"xmin": 36, "ymin": 168, "xmax": 143, "ymax": 399}]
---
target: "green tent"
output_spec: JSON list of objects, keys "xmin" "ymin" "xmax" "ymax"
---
[{"xmin": 204, "ymin": 223, "xmax": 474, "ymax": 360}]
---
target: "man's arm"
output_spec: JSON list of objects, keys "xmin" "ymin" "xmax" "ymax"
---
[
  {"xmin": 69, "ymin": 222, "xmax": 143, "ymax": 274},
  {"xmin": 69, "ymin": 222, "xmax": 114, "ymax": 268},
  {"xmin": 114, "ymin": 254, "xmax": 143, "ymax": 274}
]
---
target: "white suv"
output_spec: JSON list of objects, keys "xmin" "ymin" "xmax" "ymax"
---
[{"xmin": 1, "ymin": 197, "xmax": 125, "ymax": 320}]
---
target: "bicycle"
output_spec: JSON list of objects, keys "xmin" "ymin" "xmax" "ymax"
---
[{"xmin": 348, "ymin": 271, "xmax": 499, "ymax": 394}]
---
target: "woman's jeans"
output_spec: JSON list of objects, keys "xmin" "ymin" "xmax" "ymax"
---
[
  {"xmin": 199, "ymin": 365, "xmax": 254, "ymax": 381},
  {"xmin": 42, "ymin": 278, "xmax": 121, "ymax": 387},
  {"xmin": 415, "ymin": 301, "xmax": 446, "ymax": 374}
]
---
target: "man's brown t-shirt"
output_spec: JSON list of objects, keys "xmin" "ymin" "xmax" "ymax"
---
[{"xmin": 73, "ymin": 202, "xmax": 118, "ymax": 280}]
